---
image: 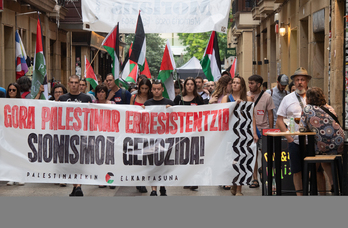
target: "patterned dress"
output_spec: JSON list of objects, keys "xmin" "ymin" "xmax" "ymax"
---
[{"xmin": 300, "ymin": 104, "xmax": 344, "ymax": 155}]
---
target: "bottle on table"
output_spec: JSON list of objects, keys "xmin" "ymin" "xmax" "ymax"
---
[{"xmin": 289, "ymin": 117, "xmax": 295, "ymax": 133}]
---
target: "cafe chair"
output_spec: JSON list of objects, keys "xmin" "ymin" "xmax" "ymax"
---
[{"xmin": 303, "ymin": 155, "xmax": 343, "ymax": 195}]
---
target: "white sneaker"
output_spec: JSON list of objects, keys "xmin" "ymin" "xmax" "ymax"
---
[
  {"xmin": 6, "ymin": 181, "xmax": 14, "ymax": 186},
  {"xmin": 18, "ymin": 182, "xmax": 25, "ymax": 186}
]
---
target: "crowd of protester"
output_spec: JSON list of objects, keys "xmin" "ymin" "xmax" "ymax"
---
[{"xmin": 1, "ymin": 66, "xmax": 343, "ymax": 197}]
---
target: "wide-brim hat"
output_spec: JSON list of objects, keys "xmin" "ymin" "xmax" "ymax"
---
[{"xmin": 290, "ymin": 67, "xmax": 312, "ymax": 80}]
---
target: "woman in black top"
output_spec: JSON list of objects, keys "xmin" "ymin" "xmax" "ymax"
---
[
  {"xmin": 174, "ymin": 77, "xmax": 204, "ymax": 106},
  {"xmin": 174, "ymin": 77, "xmax": 203, "ymax": 191}
]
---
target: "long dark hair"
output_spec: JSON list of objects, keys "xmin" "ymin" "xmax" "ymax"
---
[
  {"xmin": 49, "ymin": 84, "xmax": 67, "ymax": 100},
  {"xmin": 138, "ymin": 78, "xmax": 153, "ymax": 99},
  {"xmin": 233, "ymin": 76, "xmax": 247, "ymax": 101},
  {"xmin": 6, "ymin": 83, "xmax": 21, "ymax": 98},
  {"xmin": 182, "ymin": 77, "xmax": 199, "ymax": 97}
]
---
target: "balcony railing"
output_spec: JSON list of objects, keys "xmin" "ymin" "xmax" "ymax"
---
[
  {"xmin": 232, "ymin": 0, "xmax": 253, "ymax": 15},
  {"xmin": 252, "ymin": 0, "xmax": 263, "ymax": 9}
]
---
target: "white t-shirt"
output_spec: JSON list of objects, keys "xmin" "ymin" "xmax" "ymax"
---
[{"xmin": 277, "ymin": 91, "xmax": 307, "ymax": 144}]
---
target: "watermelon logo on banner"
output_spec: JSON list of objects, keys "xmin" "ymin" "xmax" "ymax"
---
[{"xmin": 105, "ymin": 172, "xmax": 114, "ymax": 184}]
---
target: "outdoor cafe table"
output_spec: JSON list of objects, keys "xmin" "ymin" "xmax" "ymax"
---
[{"xmin": 263, "ymin": 131, "xmax": 317, "ymax": 196}]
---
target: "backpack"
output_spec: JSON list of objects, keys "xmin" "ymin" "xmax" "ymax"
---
[
  {"xmin": 120, "ymin": 88, "xmax": 126, "ymax": 104},
  {"xmin": 21, "ymin": 91, "xmax": 30, "ymax": 99},
  {"xmin": 271, "ymin": 88, "xmax": 288, "ymax": 96}
]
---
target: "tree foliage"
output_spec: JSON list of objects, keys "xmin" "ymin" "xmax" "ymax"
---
[
  {"xmin": 125, "ymin": 33, "xmax": 165, "ymax": 78},
  {"xmin": 177, "ymin": 32, "xmax": 227, "ymax": 62}
]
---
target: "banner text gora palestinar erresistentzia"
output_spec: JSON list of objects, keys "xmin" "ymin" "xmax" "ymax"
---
[{"xmin": 3, "ymin": 104, "xmax": 230, "ymax": 166}]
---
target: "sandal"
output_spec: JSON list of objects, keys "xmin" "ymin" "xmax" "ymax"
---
[{"xmin": 249, "ymin": 179, "xmax": 260, "ymax": 188}]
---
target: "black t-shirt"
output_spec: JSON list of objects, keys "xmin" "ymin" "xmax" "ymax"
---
[
  {"xmin": 144, "ymin": 97, "xmax": 175, "ymax": 106},
  {"xmin": 173, "ymin": 95, "xmax": 204, "ymax": 106},
  {"xmin": 58, "ymin": 93, "xmax": 92, "ymax": 103}
]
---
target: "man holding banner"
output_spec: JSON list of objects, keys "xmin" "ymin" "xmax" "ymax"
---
[
  {"xmin": 58, "ymin": 75, "xmax": 92, "ymax": 196},
  {"xmin": 143, "ymin": 79, "xmax": 174, "ymax": 196}
]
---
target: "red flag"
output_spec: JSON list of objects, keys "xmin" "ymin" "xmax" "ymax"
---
[
  {"xmin": 230, "ymin": 58, "xmax": 237, "ymax": 78},
  {"xmin": 140, "ymin": 59, "xmax": 151, "ymax": 79}
]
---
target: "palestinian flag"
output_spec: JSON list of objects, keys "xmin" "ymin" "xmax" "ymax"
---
[
  {"xmin": 121, "ymin": 43, "xmax": 151, "ymax": 83},
  {"xmin": 226, "ymin": 57, "xmax": 237, "ymax": 78},
  {"xmin": 200, "ymin": 31, "xmax": 222, "ymax": 82},
  {"xmin": 84, "ymin": 56, "xmax": 98, "ymax": 89},
  {"xmin": 31, "ymin": 14, "xmax": 48, "ymax": 100},
  {"xmin": 102, "ymin": 22, "xmax": 120, "ymax": 82},
  {"xmin": 129, "ymin": 11, "xmax": 146, "ymax": 68},
  {"xmin": 157, "ymin": 39, "xmax": 176, "ymax": 100},
  {"xmin": 141, "ymin": 59, "xmax": 151, "ymax": 79},
  {"xmin": 125, "ymin": 64, "xmax": 138, "ymax": 83}
]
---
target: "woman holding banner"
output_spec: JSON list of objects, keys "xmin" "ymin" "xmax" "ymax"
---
[
  {"xmin": 130, "ymin": 78, "xmax": 153, "ymax": 194},
  {"xmin": 92, "ymin": 84, "xmax": 115, "ymax": 188},
  {"xmin": 6, "ymin": 83, "xmax": 24, "ymax": 186},
  {"xmin": 48, "ymin": 84, "xmax": 68, "ymax": 101},
  {"xmin": 208, "ymin": 75, "xmax": 233, "ymax": 190},
  {"xmin": 221, "ymin": 76, "xmax": 258, "ymax": 196},
  {"xmin": 174, "ymin": 77, "xmax": 204, "ymax": 191}
]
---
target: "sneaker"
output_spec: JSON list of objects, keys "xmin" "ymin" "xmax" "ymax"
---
[
  {"xmin": 69, "ymin": 187, "xmax": 76, "ymax": 196},
  {"xmin": 183, "ymin": 186, "xmax": 191, "ymax": 189},
  {"xmin": 150, "ymin": 190, "xmax": 157, "ymax": 196},
  {"xmin": 74, "ymin": 187, "xmax": 83, "ymax": 196},
  {"xmin": 60, "ymin": 183, "xmax": 67, "ymax": 187},
  {"xmin": 109, "ymin": 186, "xmax": 116, "ymax": 189},
  {"xmin": 138, "ymin": 186, "xmax": 148, "ymax": 193},
  {"xmin": 18, "ymin": 182, "xmax": 25, "ymax": 186},
  {"xmin": 99, "ymin": 185, "xmax": 107, "ymax": 188},
  {"xmin": 159, "ymin": 187, "xmax": 167, "ymax": 196},
  {"xmin": 6, "ymin": 181, "xmax": 14, "ymax": 186}
]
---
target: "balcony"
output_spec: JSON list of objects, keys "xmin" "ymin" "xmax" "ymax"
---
[
  {"xmin": 257, "ymin": 0, "xmax": 274, "ymax": 15},
  {"xmin": 232, "ymin": 0, "xmax": 253, "ymax": 15},
  {"xmin": 232, "ymin": 0, "xmax": 259, "ymax": 28},
  {"xmin": 251, "ymin": 6, "xmax": 263, "ymax": 21}
]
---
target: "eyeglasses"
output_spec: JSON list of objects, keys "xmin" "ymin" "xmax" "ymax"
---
[
  {"xmin": 54, "ymin": 91, "xmax": 63, "ymax": 94},
  {"xmin": 9, "ymin": 89, "xmax": 17, "ymax": 92}
]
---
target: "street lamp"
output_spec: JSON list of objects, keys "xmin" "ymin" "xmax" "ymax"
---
[{"xmin": 279, "ymin": 22, "xmax": 286, "ymax": 37}]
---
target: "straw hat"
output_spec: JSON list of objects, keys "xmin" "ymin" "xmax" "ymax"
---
[{"xmin": 290, "ymin": 67, "xmax": 312, "ymax": 80}]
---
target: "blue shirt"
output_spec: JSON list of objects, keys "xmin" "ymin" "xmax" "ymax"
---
[
  {"xmin": 109, "ymin": 88, "xmax": 131, "ymax": 104},
  {"xmin": 266, "ymin": 86, "xmax": 289, "ymax": 127}
]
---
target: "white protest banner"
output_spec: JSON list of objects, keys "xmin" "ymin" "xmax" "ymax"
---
[
  {"xmin": 82, "ymin": 0, "xmax": 231, "ymax": 34},
  {"xmin": 0, "ymin": 99, "xmax": 256, "ymax": 186}
]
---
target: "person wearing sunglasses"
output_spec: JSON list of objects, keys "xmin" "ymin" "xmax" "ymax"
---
[
  {"xmin": 5, "ymin": 83, "xmax": 24, "ymax": 186},
  {"xmin": 6, "ymin": 83, "xmax": 21, "ymax": 98}
]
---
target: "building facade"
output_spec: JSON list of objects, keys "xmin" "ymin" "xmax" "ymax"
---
[
  {"xmin": 60, "ymin": 0, "xmax": 126, "ymax": 84},
  {"xmin": 0, "ymin": 0, "xmax": 71, "ymax": 88},
  {"xmin": 231, "ymin": 0, "xmax": 345, "ymax": 124}
]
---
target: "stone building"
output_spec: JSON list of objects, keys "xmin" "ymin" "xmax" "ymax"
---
[
  {"xmin": 231, "ymin": 0, "xmax": 345, "ymax": 123},
  {"xmin": 60, "ymin": 0, "xmax": 127, "ymax": 84},
  {"xmin": 0, "ymin": 0, "xmax": 70, "ymax": 88}
]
